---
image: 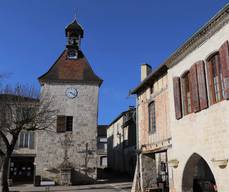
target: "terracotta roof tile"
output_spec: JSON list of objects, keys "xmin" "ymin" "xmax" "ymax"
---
[{"xmin": 38, "ymin": 50, "xmax": 103, "ymax": 86}]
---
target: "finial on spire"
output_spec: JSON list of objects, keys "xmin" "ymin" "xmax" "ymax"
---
[
  {"xmin": 65, "ymin": 13, "xmax": 84, "ymax": 38},
  {"xmin": 74, "ymin": 10, "xmax": 77, "ymax": 21}
]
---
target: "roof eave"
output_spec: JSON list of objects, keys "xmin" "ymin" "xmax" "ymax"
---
[
  {"xmin": 130, "ymin": 64, "xmax": 167, "ymax": 95},
  {"xmin": 130, "ymin": 3, "xmax": 229, "ymax": 95},
  {"xmin": 38, "ymin": 79, "xmax": 103, "ymax": 86}
]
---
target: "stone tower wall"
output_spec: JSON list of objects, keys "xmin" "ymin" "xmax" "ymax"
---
[{"xmin": 35, "ymin": 83, "xmax": 99, "ymax": 184}]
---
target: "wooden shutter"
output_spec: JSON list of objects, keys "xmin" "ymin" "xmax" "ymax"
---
[
  {"xmin": 180, "ymin": 77, "xmax": 187, "ymax": 115},
  {"xmin": 173, "ymin": 77, "xmax": 182, "ymax": 119},
  {"xmin": 190, "ymin": 64, "xmax": 200, "ymax": 112},
  {"xmin": 196, "ymin": 60, "xmax": 208, "ymax": 110},
  {"xmin": 219, "ymin": 40, "xmax": 229, "ymax": 99},
  {"xmin": 56, "ymin": 116, "xmax": 66, "ymax": 133},
  {"xmin": 29, "ymin": 132, "xmax": 35, "ymax": 149},
  {"xmin": 206, "ymin": 60, "xmax": 215, "ymax": 105}
]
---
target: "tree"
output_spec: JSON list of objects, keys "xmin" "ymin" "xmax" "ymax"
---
[{"xmin": 0, "ymin": 85, "xmax": 57, "ymax": 192}]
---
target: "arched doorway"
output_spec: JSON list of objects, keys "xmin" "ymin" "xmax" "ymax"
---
[{"xmin": 182, "ymin": 153, "xmax": 217, "ymax": 192}]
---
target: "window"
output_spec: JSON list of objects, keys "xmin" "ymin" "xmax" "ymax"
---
[
  {"xmin": 99, "ymin": 137, "xmax": 107, "ymax": 143},
  {"xmin": 148, "ymin": 101, "xmax": 156, "ymax": 133},
  {"xmin": 150, "ymin": 84, "xmax": 154, "ymax": 94},
  {"xmin": 182, "ymin": 72, "xmax": 192, "ymax": 114},
  {"xmin": 208, "ymin": 53, "xmax": 224, "ymax": 104},
  {"xmin": 56, "ymin": 116, "xmax": 73, "ymax": 133},
  {"xmin": 17, "ymin": 131, "xmax": 35, "ymax": 149},
  {"xmin": 67, "ymin": 50, "xmax": 78, "ymax": 59},
  {"xmin": 66, "ymin": 116, "xmax": 73, "ymax": 131},
  {"xmin": 100, "ymin": 156, "xmax": 107, "ymax": 167}
]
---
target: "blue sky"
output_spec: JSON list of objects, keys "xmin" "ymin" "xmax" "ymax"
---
[{"xmin": 0, "ymin": 0, "xmax": 228, "ymax": 125}]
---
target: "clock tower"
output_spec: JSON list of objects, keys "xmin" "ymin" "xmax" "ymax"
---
[{"xmin": 35, "ymin": 18, "xmax": 102, "ymax": 184}]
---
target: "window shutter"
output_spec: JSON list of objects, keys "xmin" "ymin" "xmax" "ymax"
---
[
  {"xmin": 180, "ymin": 77, "xmax": 187, "ymax": 115},
  {"xmin": 190, "ymin": 64, "xmax": 200, "ymax": 112},
  {"xmin": 173, "ymin": 77, "xmax": 182, "ymax": 119},
  {"xmin": 196, "ymin": 60, "xmax": 208, "ymax": 110},
  {"xmin": 219, "ymin": 40, "xmax": 229, "ymax": 99},
  {"xmin": 57, "ymin": 116, "xmax": 66, "ymax": 133},
  {"xmin": 29, "ymin": 132, "xmax": 35, "ymax": 149},
  {"xmin": 206, "ymin": 60, "xmax": 215, "ymax": 105}
]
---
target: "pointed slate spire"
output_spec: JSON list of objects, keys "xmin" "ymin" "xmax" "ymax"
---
[{"xmin": 65, "ymin": 18, "xmax": 84, "ymax": 38}]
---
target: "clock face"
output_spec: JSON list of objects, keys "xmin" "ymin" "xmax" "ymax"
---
[{"xmin": 66, "ymin": 88, "xmax": 78, "ymax": 99}]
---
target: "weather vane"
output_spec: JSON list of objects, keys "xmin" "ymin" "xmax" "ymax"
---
[{"xmin": 74, "ymin": 10, "xmax": 77, "ymax": 20}]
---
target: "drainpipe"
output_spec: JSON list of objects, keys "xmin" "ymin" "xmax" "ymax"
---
[
  {"xmin": 136, "ymin": 97, "xmax": 144, "ymax": 192},
  {"xmin": 136, "ymin": 97, "xmax": 139, "ymax": 152}
]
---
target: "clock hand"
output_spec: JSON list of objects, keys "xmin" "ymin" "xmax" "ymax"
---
[{"xmin": 70, "ymin": 92, "xmax": 75, "ymax": 97}]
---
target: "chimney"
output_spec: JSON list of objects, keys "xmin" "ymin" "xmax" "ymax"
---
[{"xmin": 141, "ymin": 64, "xmax": 152, "ymax": 81}]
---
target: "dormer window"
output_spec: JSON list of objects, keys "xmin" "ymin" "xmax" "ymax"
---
[{"xmin": 68, "ymin": 50, "xmax": 78, "ymax": 59}]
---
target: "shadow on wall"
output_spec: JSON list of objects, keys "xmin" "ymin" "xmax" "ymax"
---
[
  {"xmin": 107, "ymin": 135, "xmax": 136, "ymax": 178},
  {"xmin": 71, "ymin": 169, "xmax": 96, "ymax": 185},
  {"xmin": 182, "ymin": 153, "xmax": 216, "ymax": 192}
]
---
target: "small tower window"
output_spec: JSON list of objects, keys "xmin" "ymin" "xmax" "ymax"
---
[{"xmin": 67, "ymin": 50, "xmax": 78, "ymax": 59}]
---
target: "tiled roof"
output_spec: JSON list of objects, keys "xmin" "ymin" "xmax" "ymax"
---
[
  {"xmin": 38, "ymin": 50, "xmax": 103, "ymax": 86},
  {"xmin": 131, "ymin": 3, "xmax": 229, "ymax": 95}
]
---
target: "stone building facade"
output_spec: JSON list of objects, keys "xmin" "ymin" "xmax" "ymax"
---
[
  {"xmin": 35, "ymin": 19, "xmax": 102, "ymax": 185},
  {"xmin": 0, "ymin": 18, "xmax": 102, "ymax": 187},
  {"xmin": 167, "ymin": 4, "xmax": 229, "ymax": 192},
  {"xmin": 97, "ymin": 125, "xmax": 108, "ymax": 169},
  {"xmin": 131, "ymin": 64, "xmax": 171, "ymax": 192},
  {"xmin": 131, "ymin": 3, "xmax": 229, "ymax": 192},
  {"xmin": 0, "ymin": 94, "xmax": 39, "ymax": 186},
  {"xmin": 107, "ymin": 107, "xmax": 136, "ymax": 176},
  {"xmin": 96, "ymin": 125, "xmax": 108, "ymax": 179}
]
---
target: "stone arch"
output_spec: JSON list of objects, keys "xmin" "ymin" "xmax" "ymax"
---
[{"xmin": 182, "ymin": 153, "xmax": 216, "ymax": 192}]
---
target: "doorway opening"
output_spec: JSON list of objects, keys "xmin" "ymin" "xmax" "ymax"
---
[
  {"xmin": 9, "ymin": 156, "xmax": 35, "ymax": 184},
  {"xmin": 182, "ymin": 153, "xmax": 217, "ymax": 192}
]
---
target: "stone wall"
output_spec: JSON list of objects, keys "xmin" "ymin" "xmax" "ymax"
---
[
  {"xmin": 123, "ymin": 146, "xmax": 136, "ymax": 176},
  {"xmin": 35, "ymin": 83, "xmax": 99, "ymax": 184},
  {"xmin": 107, "ymin": 117, "xmax": 124, "ymax": 172},
  {"xmin": 107, "ymin": 111, "xmax": 137, "ymax": 175},
  {"xmin": 168, "ymin": 20, "xmax": 229, "ymax": 192},
  {"xmin": 136, "ymin": 72, "xmax": 171, "ymax": 191},
  {"xmin": 140, "ymin": 153, "xmax": 157, "ymax": 189},
  {"xmin": 137, "ymin": 74, "xmax": 170, "ymax": 147}
]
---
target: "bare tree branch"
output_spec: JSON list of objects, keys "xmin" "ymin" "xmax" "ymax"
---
[
  {"xmin": 0, "ymin": 84, "xmax": 57, "ymax": 192},
  {"xmin": 0, "ymin": 131, "xmax": 10, "ymax": 149},
  {"xmin": 0, "ymin": 148, "xmax": 5, "ymax": 157}
]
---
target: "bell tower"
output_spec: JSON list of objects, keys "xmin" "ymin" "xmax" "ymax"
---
[
  {"xmin": 37, "ymin": 17, "xmax": 102, "ymax": 185},
  {"xmin": 65, "ymin": 19, "xmax": 84, "ymax": 59}
]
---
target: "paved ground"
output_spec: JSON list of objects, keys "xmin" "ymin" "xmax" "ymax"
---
[{"xmin": 9, "ymin": 182, "xmax": 132, "ymax": 192}]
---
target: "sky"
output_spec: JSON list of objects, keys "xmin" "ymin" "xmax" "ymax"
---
[{"xmin": 0, "ymin": 0, "xmax": 228, "ymax": 125}]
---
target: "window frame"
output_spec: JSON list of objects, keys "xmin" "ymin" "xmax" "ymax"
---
[
  {"xmin": 207, "ymin": 52, "xmax": 224, "ymax": 104},
  {"xmin": 148, "ymin": 101, "xmax": 156, "ymax": 134},
  {"xmin": 56, "ymin": 115, "xmax": 73, "ymax": 133},
  {"xmin": 17, "ymin": 131, "xmax": 34, "ymax": 149},
  {"xmin": 181, "ymin": 71, "xmax": 193, "ymax": 115},
  {"xmin": 67, "ymin": 49, "xmax": 78, "ymax": 60},
  {"xmin": 66, "ymin": 116, "xmax": 73, "ymax": 132}
]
